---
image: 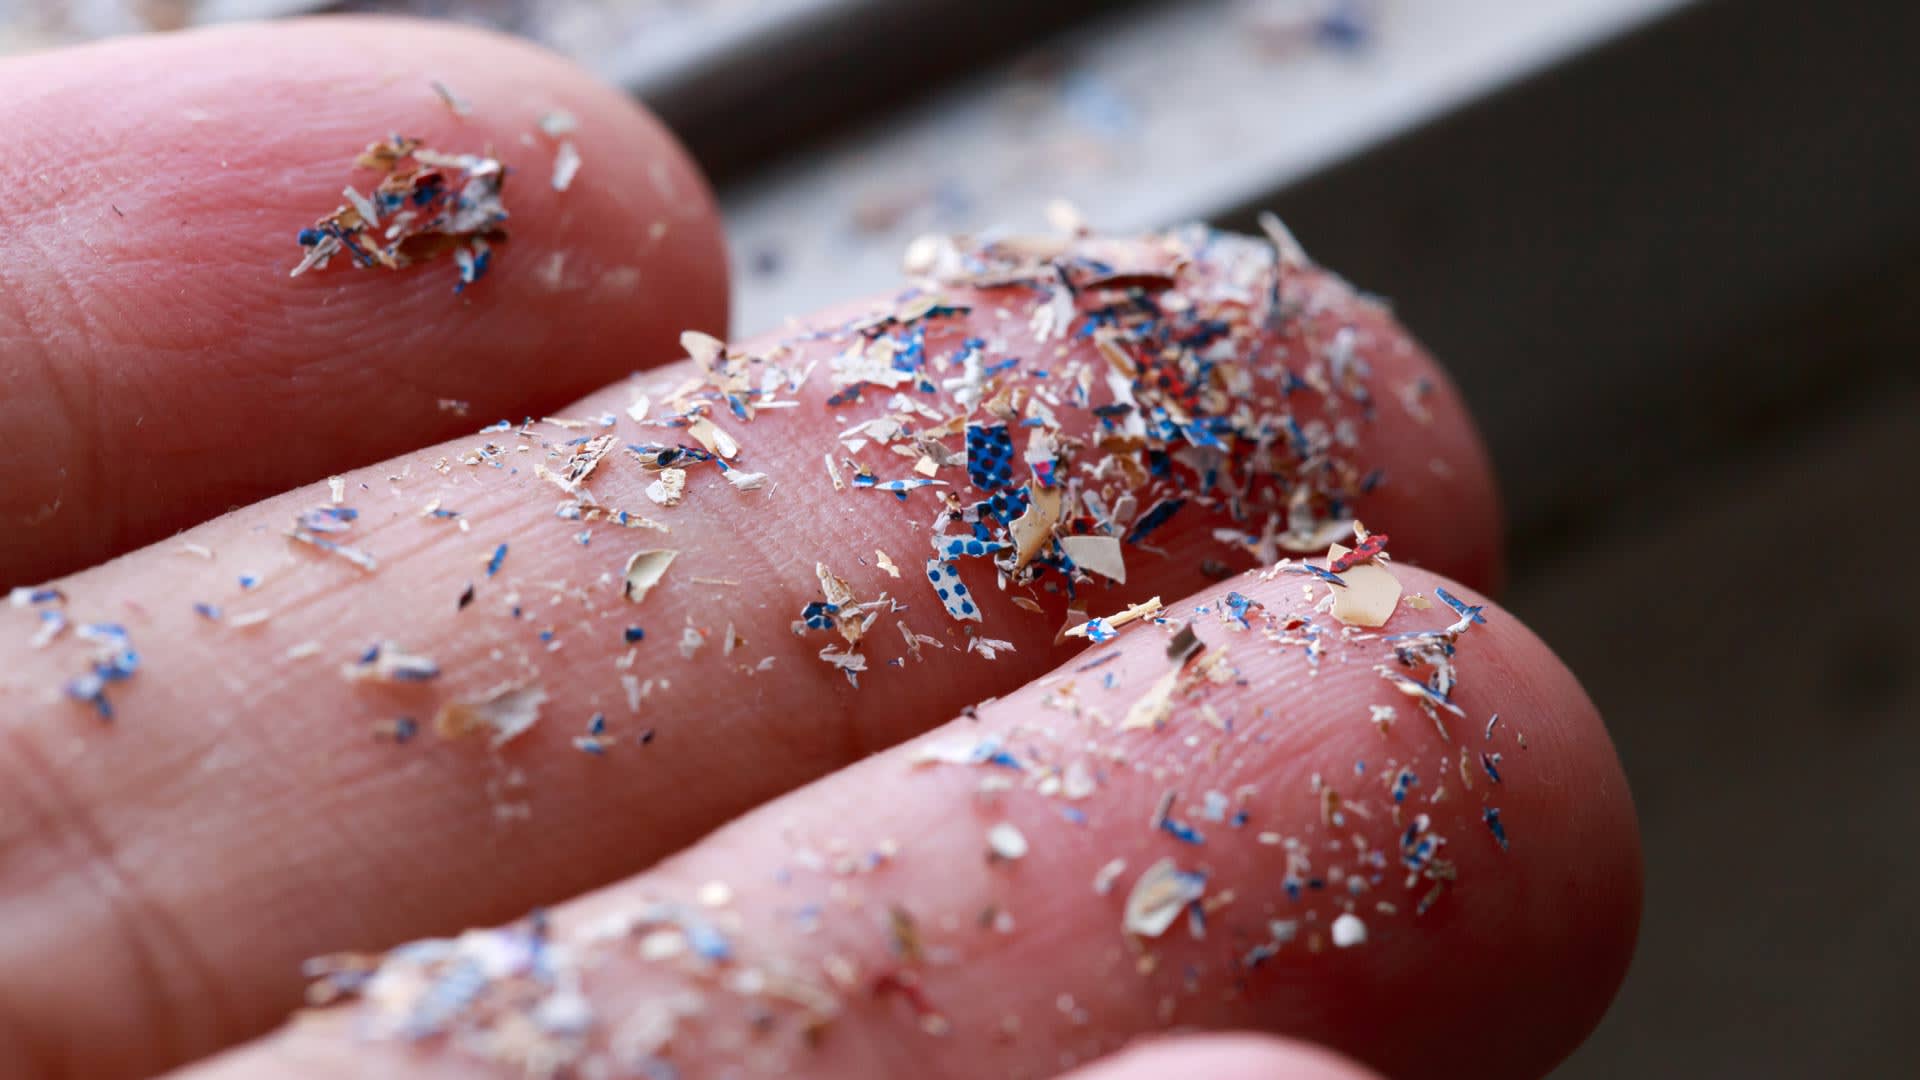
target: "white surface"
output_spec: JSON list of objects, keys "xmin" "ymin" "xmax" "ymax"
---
[{"xmin": 722, "ymin": 0, "xmax": 1692, "ymax": 336}]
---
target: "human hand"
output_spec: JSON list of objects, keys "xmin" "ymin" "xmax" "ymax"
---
[{"xmin": 0, "ymin": 19, "xmax": 1640, "ymax": 1080}]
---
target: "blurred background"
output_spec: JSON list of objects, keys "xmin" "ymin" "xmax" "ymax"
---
[{"xmin": 3, "ymin": 1, "xmax": 1913, "ymax": 1075}]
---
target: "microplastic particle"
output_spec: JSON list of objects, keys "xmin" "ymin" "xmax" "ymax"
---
[
  {"xmin": 986, "ymin": 823, "xmax": 1029, "ymax": 861},
  {"xmin": 1331, "ymin": 912, "xmax": 1368, "ymax": 948},
  {"xmin": 551, "ymin": 141, "xmax": 581, "ymax": 192},
  {"xmin": 435, "ymin": 683, "xmax": 548, "ymax": 746},
  {"xmin": 1124, "ymin": 858, "xmax": 1207, "ymax": 938},
  {"xmin": 1483, "ymin": 807, "xmax": 1510, "ymax": 850},
  {"xmin": 623, "ymin": 549, "xmax": 679, "ymax": 604}
]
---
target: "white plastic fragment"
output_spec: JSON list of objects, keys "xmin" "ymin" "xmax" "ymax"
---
[
  {"xmin": 986, "ymin": 822, "xmax": 1029, "ymax": 861},
  {"xmin": 1065, "ymin": 595, "xmax": 1163, "ymax": 640},
  {"xmin": 680, "ymin": 330, "xmax": 727, "ymax": 370},
  {"xmin": 1275, "ymin": 516, "xmax": 1355, "ymax": 554},
  {"xmin": 623, "ymin": 549, "xmax": 678, "ymax": 603},
  {"xmin": 686, "ymin": 417, "xmax": 740, "ymax": 459},
  {"xmin": 1124, "ymin": 857, "xmax": 1206, "ymax": 938},
  {"xmin": 1325, "ymin": 542, "xmax": 1401, "ymax": 627},
  {"xmin": 1062, "ymin": 759, "xmax": 1097, "ymax": 800},
  {"xmin": 645, "ymin": 468, "xmax": 687, "ymax": 507},
  {"xmin": 909, "ymin": 736, "xmax": 1004, "ymax": 768},
  {"xmin": 1059, "ymin": 534, "xmax": 1126, "ymax": 583},
  {"xmin": 1331, "ymin": 912, "xmax": 1368, "ymax": 948},
  {"xmin": 435, "ymin": 683, "xmax": 549, "ymax": 747},
  {"xmin": 341, "ymin": 641, "xmax": 440, "ymax": 683},
  {"xmin": 1007, "ymin": 484, "xmax": 1061, "ymax": 572},
  {"xmin": 533, "ymin": 989, "xmax": 592, "ymax": 1035},
  {"xmin": 551, "ymin": 141, "xmax": 581, "ymax": 192},
  {"xmin": 679, "ymin": 625, "xmax": 707, "ymax": 660},
  {"xmin": 1258, "ymin": 209, "xmax": 1312, "ymax": 266},
  {"xmin": 1120, "ymin": 666, "xmax": 1182, "ymax": 732},
  {"xmin": 341, "ymin": 186, "xmax": 379, "ymax": 228}
]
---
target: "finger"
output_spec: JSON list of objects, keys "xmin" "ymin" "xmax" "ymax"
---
[
  {"xmin": 184, "ymin": 1034, "xmax": 1386, "ymax": 1080},
  {"xmin": 1060, "ymin": 1035, "xmax": 1384, "ymax": 1080},
  {"xmin": 0, "ymin": 17, "xmax": 727, "ymax": 585},
  {"xmin": 179, "ymin": 564, "xmax": 1641, "ymax": 1080},
  {"xmin": 0, "ymin": 227, "xmax": 1498, "ymax": 1078}
]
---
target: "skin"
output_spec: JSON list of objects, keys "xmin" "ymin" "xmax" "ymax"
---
[
  {"xmin": 1055, "ymin": 1036, "xmax": 1388, "ymax": 1080},
  {"xmin": 0, "ymin": 18, "xmax": 1640, "ymax": 1080}
]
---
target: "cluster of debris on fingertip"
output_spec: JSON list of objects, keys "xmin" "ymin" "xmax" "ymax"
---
[{"xmin": 291, "ymin": 134, "xmax": 510, "ymax": 293}]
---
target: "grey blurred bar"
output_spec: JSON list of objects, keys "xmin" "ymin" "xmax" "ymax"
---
[{"xmin": 616, "ymin": 0, "xmax": 1157, "ymax": 183}]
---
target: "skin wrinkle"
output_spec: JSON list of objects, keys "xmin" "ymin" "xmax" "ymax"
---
[
  {"xmin": 0, "ymin": 723, "xmax": 236, "ymax": 1078},
  {"xmin": 6, "ymin": 200, "xmax": 134, "ymax": 357},
  {"xmin": 37, "ymin": 326, "xmax": 104, "ymax": 537},
  {"xmin": 0, "ymin": 345, "xmax": 73, "ymax": 532},
  {"xmin": 219, "ymin": 724, "xmax": 420, "ymax": 935}
]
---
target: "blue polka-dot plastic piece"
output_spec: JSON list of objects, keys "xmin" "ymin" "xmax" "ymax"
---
[
  {"xmin": 974, "ymin": 486, "xmax": 1030, "ymax": 527},
  {"xmin": 925, "ymin": 558, "xmax": 983, "ymax": 623},
  {"xmin": 965, "ymin": 422, "xmax": 1015, "ymax": 492},
  {"xmin": 938, "ymin": 535, "xmax": 1007, "ymax": 561},
  {"xmin": 800, "ymin": 601, "xmax": 839, "ymax": 631}
]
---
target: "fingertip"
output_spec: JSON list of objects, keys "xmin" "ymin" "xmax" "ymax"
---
[
  {"xmin": 1064, "ymin": 1034, "xmax": 1384, "ymax": 1080},
  {"xmin": 1294, "ymin": 568, "xmax": 1643, "ymax": 1076},
  {"xmin": 1468, "ymin": 577, "xmax": 1644, "ymax": 1059}
]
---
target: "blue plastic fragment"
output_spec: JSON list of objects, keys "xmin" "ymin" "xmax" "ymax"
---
[
  {"xmin": 1483, "ymin": 807, "xmax": 1510, "ymax": 851},
  {"xmin": 965, "ymin": 422, "xmax": 1014, "ymax": 491},
  {"xmin": 1125, "ymin": 497, "xmax": 1186, "ymax": 545},
  {"xmin": 1160, "ymin": 817, "xmax": 1206, "ymax": 845},
  {"xmin": 1435, "ymin": 586, "xmax": 1487, "ymax": 625}
]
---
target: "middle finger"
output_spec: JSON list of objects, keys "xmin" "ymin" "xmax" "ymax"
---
[{"xmin": 186, "ymin": 564, "xmax": 1640, "ymax": 1080}]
